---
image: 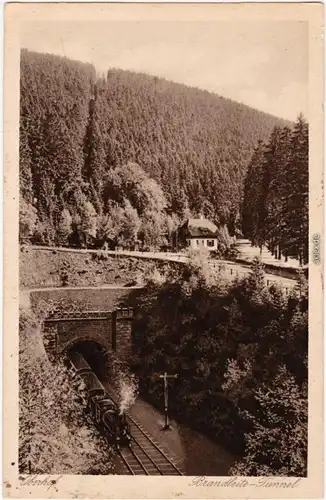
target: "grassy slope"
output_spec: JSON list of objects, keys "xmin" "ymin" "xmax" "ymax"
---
[{"xmin": 19, "ymin": 246, "xmax": 174, "ymax": 289}]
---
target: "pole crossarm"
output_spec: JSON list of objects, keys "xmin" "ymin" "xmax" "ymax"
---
[{"xmin": 157, "ymin": 372, "xmax": 178, "ymax": 430}]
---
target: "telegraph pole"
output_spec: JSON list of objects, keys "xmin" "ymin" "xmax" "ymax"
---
[{"xmin": 159, "ymin": 372, "xmax": 178, "ymax": 430}]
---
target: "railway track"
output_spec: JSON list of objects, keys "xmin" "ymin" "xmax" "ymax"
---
[
  {"xmin": 102, "ymin": 386, "xmax": 183, "ymax": 476},
  {"xmin": 116, "ymin": 413, "xmax": 184, "ymax": 476}
]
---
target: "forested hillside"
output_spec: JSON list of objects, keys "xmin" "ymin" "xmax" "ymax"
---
[
  {"xmin": 127, "ymin": 256, "xmax": 308, "ymax": 476},
  {"xmin": 242, "ymin": 116, "xmax": 308, "ymax": 264},
  {"xmin": 20, "ymin": 49, "xmax": 291, "ymax": 249}
]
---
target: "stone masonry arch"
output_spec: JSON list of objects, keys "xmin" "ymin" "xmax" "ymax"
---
[
  {"xmin": 65, "ymin": 338, "xmax": 112, "ymax": 382},
  {"xmin": 60, "ymin": 334, "xmax": 110, "ymax": 355},
  {"xmin": 43, "ymin": 308, "xmax": 134, "ymax": 362}
]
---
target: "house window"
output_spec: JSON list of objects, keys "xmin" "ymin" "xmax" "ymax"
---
[
  {"xmin": 196, "ymin": 240, "xmax": 199, "ymax": 246},
  {"xmin": 207, "ymin": 240, "xmax": 215, "ymax": 247}
]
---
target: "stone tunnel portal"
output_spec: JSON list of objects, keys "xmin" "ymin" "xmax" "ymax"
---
[
  {"xmin": 43, "ymin": 308, "xmax": 134, "ymax": 364},
  {"xmin": 67, "ymin": 340, "xmax": 110, "ymax": 382}
]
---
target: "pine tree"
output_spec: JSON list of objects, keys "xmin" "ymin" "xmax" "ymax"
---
[
  {"xmin": 242, "ymin": 117, "xmax": 308, "ymax": 265},
  {"xmin": 83, "ymin": 80, "xmax": 111, "ymax": 212},
  {"xmin": 139, "ymin": 211, "xmax": 166, "ymax": 250},
  {"xmin": 264, "ymin": 126, "xmax": 292, "ymax": 259},
  {"xmin": 283, "ymin": 115, "xmax": 309, "ymax": 264},
  {"xmin": 20, "ymin": 49, "xmax": 95, "ymax": 235},
  {"xmin": 57, "ymin": 208, "xmax": 73, "ymax": 246},
  {"xmin": 96, "ymin": 213, "xmax": 113, "ymax": 247},
  {"xmin": 118, "ymin": 200, "xmax": 141, "ymax": 249},
  {"xmin": 19, "ymin": 121, "xmax": 33, "ymax": 203},
  {"xmin": 80, "ymin": 201, "xmax": 98, "ymax": 247},
  {"xmin": 19, "ymin": 198, "xmax": 38, "ymax": 242},
  {"xmin": 242, "ymin": 141, "xmax": 266, "ymax": 247}
]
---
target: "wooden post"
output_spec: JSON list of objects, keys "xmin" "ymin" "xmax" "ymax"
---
[
  {"xmin": 159, "ymin": 372, "xmax": 178, "ymax": 430},
  {"xmin": 111, "ymin": 310, "xmax": 117, "ymax": 352},
  {"xmin": 28, "ymin": 387, "xmax": 32, "ymax": 474},
  {"xmin": 164, "ymin": 373, "xmax": 168, "ymax": 428}
]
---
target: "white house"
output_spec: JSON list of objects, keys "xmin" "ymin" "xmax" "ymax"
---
[{"xmin": 178, "ymin": 216, "xmax": 219, "ymax": 251}]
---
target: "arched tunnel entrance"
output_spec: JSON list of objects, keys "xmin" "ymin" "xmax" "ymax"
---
[{"xmin": 67, "ymin": 341, "xmax": 110, "ymax": 383}]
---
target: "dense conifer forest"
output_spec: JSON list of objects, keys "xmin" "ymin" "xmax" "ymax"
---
[
  {"xmin": 20, "ymin": 49, "xmax": 296, "ymax": 250},
  {"xmin": 242, "ymin": 117, "xmax": 309, "ymax": 264}
]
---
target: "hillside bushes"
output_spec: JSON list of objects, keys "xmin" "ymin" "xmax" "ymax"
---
[
  {"xmin": 19, "ymin": 305, "xmax": 114, "ymax": 474},
  {"xmin": 128, "ymin": 257, "xmax": 308, "ymax": 476}
]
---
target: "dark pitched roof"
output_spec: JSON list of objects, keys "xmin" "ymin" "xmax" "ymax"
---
[{"xmin": 182, "ymin": 218, "xmax": 219, "ymax": 237}]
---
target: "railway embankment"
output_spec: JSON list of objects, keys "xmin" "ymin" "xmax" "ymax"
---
[
  {"xmin": 20, "ymin": 245, "xmax": 299, "ymax": 295},
  {"xmin": 27, "ymin": 285, "xmax": 143, "ymax": 313},
  {"xmin": 20, "ymin": 245, "xmax": 178, "ymax": 290}
]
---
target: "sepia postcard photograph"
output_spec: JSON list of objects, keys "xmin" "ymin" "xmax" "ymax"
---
[{"xmin": 2, "ymin": 2, "xmax": 324, "ymax": 499}]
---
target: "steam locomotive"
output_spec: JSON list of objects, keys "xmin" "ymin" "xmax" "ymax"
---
[{"xmin": 69, "ymin": 351, "xmax": 132, "ymax": 447}]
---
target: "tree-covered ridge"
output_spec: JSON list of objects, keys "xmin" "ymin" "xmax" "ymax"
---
[
  {"xmin": 242, "ymin": 116, "xmax": 308, "ymax": 264},
  {"xmin": 88, "ymin": 69, "xmax": 291, "ymax": 226},
  {"xmin": 20, "ymin": 49, "xmax": 292, "ymax": 249}
]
